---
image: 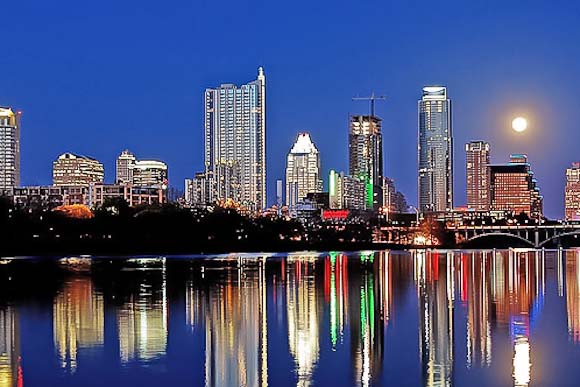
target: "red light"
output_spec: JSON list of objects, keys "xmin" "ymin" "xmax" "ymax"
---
[{"xmin": 322, "ymin": 210, "xmax": 349, "ymax": 220}]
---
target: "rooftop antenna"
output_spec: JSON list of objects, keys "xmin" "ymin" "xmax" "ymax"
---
[{"xmin": 352, "ymin": 92, "xmax": 387, "ymax": 117}]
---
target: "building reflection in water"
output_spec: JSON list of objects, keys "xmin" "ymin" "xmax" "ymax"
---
[
  {"xmin": 203, "ymin": 256, "xmax": 268, "ymax": 387},
  {"xmin": 324, "ymin": 252, "xmax": 348, "ymax": 351},
  {"xmin": 565, "ymin": 250, "xmax": 580, "ymax": 343},
  {"xmin": 0, "ymin": 306, "xmax": 21, "ymax": 387},
  {"xmin": 53, "ymin": 258, "xmax": 104, "ymax": 373},
  {"xmin": 460, "ymin": 251, "xmax": 492, "ymax": 368},
  {"xmin": 416, "ymin": 250, "xmax": 455, "ymax": 387},
  {"xmin": 286, "ymin": 253, "xmax": 321, "ymax": 387},
  {"xmin": 349, "ymin": 252, "xmax": 385, "ymax": 387},
  {"xmin": 117, "ymin": 258, "xmax": 168, "ymax": 364}
]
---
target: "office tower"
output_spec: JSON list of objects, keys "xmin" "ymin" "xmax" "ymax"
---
[
  {"xmin": 132, "ymin": 160, "xmax": 168, "ymax": 187},
  {"xmin": 204, "ymin": 67, "xmax": 266, "ymax": 211},
  {"xmin": 116, "ymin": 150, "xmax": 136, "ymax": 184},
  {"xmin": 328, "ymin": 170, "xmax": 366, "ymax": 210},
  {"xmin": 53, "ymin": 153, "xmax": 104, "ymax": 186},
  {"xmin": 565, "ymin": 162, "xmax": 580, "ymax": 220},
  {"xmin": 466, "ymin": 141, "xmax": 491, "ymax": 211},
  {"xmin": 285, "ymin": 133, "xmax": 322, "ymax": 209},
  {"xmin": 489, "ymin": 154, "xmax": 543, "ymax": 219},
  {"xmin": 349, "ymin": 115, "xmax": 383, "ymax": 210},
  {"xmin": 0, "ymin": 107, "xmax": 21, "ymax": 193},
  {"xmin": 418, "ymin": 86, "xmax": 453, "ymax": 213}
]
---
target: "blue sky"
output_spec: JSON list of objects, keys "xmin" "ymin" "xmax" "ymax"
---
[{"xmin": 3, "ymin": 0, "xmax": 580, "ymax": 218}]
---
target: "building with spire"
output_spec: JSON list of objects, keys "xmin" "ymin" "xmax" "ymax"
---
[
  {"xmin": 203, "ymin": 67, "xmax": 266, "ymax": 211},
  {"xmin": 285, "ymin": 133, "xmax": 322, "ymax": 209}
]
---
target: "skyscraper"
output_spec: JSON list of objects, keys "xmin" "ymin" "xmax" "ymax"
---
[
  {"xmin": 489, "ymin": 154, "xmax": 543, "ymax": 219},
  {"xmin": 466, "ymin": 141, "xmax": 490, "ymax": 211},
  {"xmin": 285, "ymin": 133, "xmax": 322, "ymax": 209},
  {"xmin": 418, "ymin": 86, "xmax": 453, "ymax": 213},
  {"xmin": 204, "ymin": 67, "xmax": 266, "ymax": 211},
  {"xmin": 565, "ymin": 162, "xmax": 580, "ymax": 220},
  {"xmin": 53, "ymin": 153, "xmax": 104, "ymax": 186},
  {"xmin": 0, "ymin": 107, "xmax": 20, "ymax": 193},
  {"xmin": 349, "ymin": 115, "xmax": 383, "ymax": 210}
]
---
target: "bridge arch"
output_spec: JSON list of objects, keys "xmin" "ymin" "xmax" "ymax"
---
[
  {"xmin": 463, "ymin": 232, "xmax": 535, "ymax": 247},
  {"xmin": 538, "ymin": 230, "xmax": 580, "ymax": 247}
]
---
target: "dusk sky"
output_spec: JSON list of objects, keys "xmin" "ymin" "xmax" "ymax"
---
[{"xmin": 3, "ymin": 0, "xmax": 580, "ymax": 218}]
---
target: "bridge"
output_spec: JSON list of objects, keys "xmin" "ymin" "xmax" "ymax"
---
[
  {"xmin": 378, "ymin": 223, "xmax": 580, "ymax": 248},
  {"xmin": 453, "ymin": 224, "xmax": 580, "ymax": 248}
]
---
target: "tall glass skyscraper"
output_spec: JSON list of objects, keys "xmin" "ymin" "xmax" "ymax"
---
[
  {"xmin": 348, "ymin": 115, "xmax": 383, "ymax": 210},
  {"xmin": 418, "ymin": 87, "xmax": 453, "ymax": 213},
  {"xmin": 0, "ymin": 107, "xmax": 20, "ymax": 194},
  {"xmin": 285, "ymin": 133, "xmax": 322, "ymax": 209},
  {"xmin": 204, "ymin": 67, "xmax": 266, "ymax": 211}
]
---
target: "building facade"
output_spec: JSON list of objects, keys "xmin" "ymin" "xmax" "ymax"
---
[
  {"xmin": 185, "ymin": 171, "xmax": 215, "ymax": 207},
  {"xmin": 132, "ymin": 160, "xmax": 168, "ymax": 187},
  {"xmin": 204, "ymin": 67, "xmax": 266, "ymax": 211},
  {"xmin": 565, "ymin": 162, "xmax": 580, "ymax": 221},
  {"xmin": 285, "ymin": 133, "xmax": 322, "ymax": 209},
  {"xmin": 53, "ymin": 153, "xmax": 104, "ymax": 186},
  {"xmin": 12, "ymin": 185, "xmax": 89, "ymax": 209},
  {"xmin": 418, "ymin": 86, "xmax": 453, "ymax": 213},
  {"xmin": 89, "ymin": 183, "xmax": 165, "ymax": 207},
  {"xmin": 329, "ymin": 170, "xmax": 366, "ymax": 210},
  {"xmin": 0, "ymin": 107, "xmax": 20, "ymax": 193},
  {"xmin": 116, "ymin": 150, "xmax": 137, "ymax": 184},
  {"xmin": 490, "ymin": 154, "xmax": 543, "ymax": 219},
  {"xmin": 116, "ymin": 150, "xmax": 167, "ymax": 187},
  {"xmin": 466, "ymin": 141, "xmax": 491, "ymax": 211},
  {"xmin": 349, "ymin": 115, "xmax": 383, "ymax": 210}
]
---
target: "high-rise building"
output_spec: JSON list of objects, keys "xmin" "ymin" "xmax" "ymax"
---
[
  {"xmin": 116, "ymin": 150, "xmax": 136, "ymax": 184},
  {"xmin": 204, "ymin": 67, "xmax": 266, "ymax": 211},
  {"xmin": 418, "ymin": 86, "xmax": 453, "ymax": 213},
  {"xmin": 466, "ymin": 141, "xmax": 491, "ymax": 211},
  {"xmin": 489, "ymin": 154, "xmax": 543, "ymax": 219},
  {"xmin": 349, "ymin": 115, "xmax": 383, "ymax": 210},
  {"xmin": 53, "ymin": 153, "xmax": 104, "ymax": 186},
  {"xmin": 565, "ymin": 162, "xmax": 580, "ymax": 221},
  {"xmin": 328, "ymin": 170, "xmax": 366, "ymax": 210},
  {"xmin": 285, "ymin": 133, "xmax": 322, "ymax": 209},
  {"xmin": 0, "ymin": 107, "xmax": 21, "ymax": 193}
]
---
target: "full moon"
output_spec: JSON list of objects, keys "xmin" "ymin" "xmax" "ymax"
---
[{"xmin": 512, "ymin": 117, "xmax": 528, "ymax": 133}]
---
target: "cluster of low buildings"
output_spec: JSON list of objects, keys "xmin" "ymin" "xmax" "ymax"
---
[{"xmin": 6, "ymin": 149, "xmax": 167, "ymax": 210}]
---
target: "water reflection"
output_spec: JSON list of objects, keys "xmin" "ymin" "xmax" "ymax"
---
[
  {"xmin": 117, "ymin": 258, "xmax": 168, "ymax": 364},
  {"xmin": 54, "ymin": 258, "xmax": 104, "ymax": 373},
  {"xmin": 202, "ymin": 257, "xmax": 269, "ymax": 387},
  {"xmin": 286, "ymin": 254, "xmax": 320, "ymax": 387},
  {"xmin": 4, "ymin": 250, "xmax": 580, "ymax": 385},
  {"xmin": 0, "ymin": 306, "xmax": 21, "ymax": 387}
]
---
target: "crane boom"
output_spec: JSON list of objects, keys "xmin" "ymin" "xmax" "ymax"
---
[{"xmin": 352, "ymin": 92, "xmax": 387, "ymax": 116}]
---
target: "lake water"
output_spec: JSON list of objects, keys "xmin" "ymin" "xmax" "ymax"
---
[{"xmin": 0, "ymin": 249, "xmax": 579, "ymax": 386}]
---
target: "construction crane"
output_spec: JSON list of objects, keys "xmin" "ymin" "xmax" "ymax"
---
[{"xmin": 352, "ymin": 92, "xmax": 387, "ymax": 117}]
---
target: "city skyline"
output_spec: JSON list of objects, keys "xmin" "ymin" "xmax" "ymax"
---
[{"xmin": 3, "ymin": 1, "xmax": 580, "ymax": 218}]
